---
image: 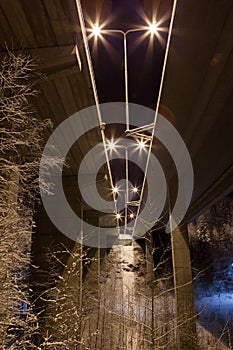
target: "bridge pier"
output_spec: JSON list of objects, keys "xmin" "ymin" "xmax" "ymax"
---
[
  {"xmin": 171, "ymin": 223, "xmax": 198, "ymax": 349},
  {"xmin": 169, "ymin": 183, "xmax": 198, "ymax": 349}
]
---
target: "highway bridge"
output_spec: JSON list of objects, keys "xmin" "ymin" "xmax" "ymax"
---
[{"xmin": 0, "ymin": 0, "xmax": 232, "ymax": 348}]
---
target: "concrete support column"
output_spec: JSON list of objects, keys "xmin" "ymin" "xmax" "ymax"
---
[{"xmin": 168, "ymin": 183, "xmax": 197, "ymax": 349}]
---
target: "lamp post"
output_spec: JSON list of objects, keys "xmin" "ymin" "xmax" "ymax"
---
[
  {"xmin": 90, "ymin": 23, "xmax": 159, "ymax": 130},
  {"xmin": 107, "ymin": 140, "xmax": 146, "ymax": 237},
  {"xmin": 91, "ymin": 22, "xmax": 158, "ymax": 237},
  {"xmin": 105, "ymin": 29, "xmax": 143, "ymax": 130}
]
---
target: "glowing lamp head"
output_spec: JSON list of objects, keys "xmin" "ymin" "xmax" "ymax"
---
[
  {"xmin": 137, "ymin": 140, "xmax": 146, "ymax": 150},
  {"xmin": 116, "ymin": 213, "xmax": 121, "ymax": 220},
  {"xmin": 133, "ymin": 187, "xmax": 138, "ymax": 193},
  {"xmin": 112, "ymin": 186, "xmax": 119, "ymax": 194},
  {"xmin": 129, "ymin": 213, "xmax": 134, "ymax": 219},
  {"xmin": 107, "ymin": 140, "xmax": 116, "ymax": 150},
  {"xmin": 149, "ymin": 21, "xmax": 158, "ymax": 34},
  {"xmin": 92, "ymin": 23, "xmax": 101, "ymax": 37}
]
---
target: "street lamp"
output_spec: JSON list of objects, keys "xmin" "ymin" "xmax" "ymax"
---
[
  {"xmin": 77, "ymin": 0, "xmax": 177, "ymax": 241},
  {"xmin": 149, "ymin": 21, "xmax": 159, "ymax": 34},
  {"xmin": 137, "ymin": 139, "xmax": 147, "ymax": 150},
  {"xmin": 107, "ymin": 141, "xmax": 142, "ymax": 236},
  {"xmin": 107, "ymin": 139, "xmax": 117, "ymax": 151},
  {"xmin": 92, "ymin": 23, "xmax": 101, "ymax": 37},
  {"xmin": 90, "ymin": 23, "xmax": 158, "ymax": 237},
  {"xmin": 116, "ymin": 213, "xmax": 121, "ymax": 220},
  {"xmin": 112, "ymin": 186, "xmax": 119, "ymax": 194},
  {"xmin": 90, "ymin": 23, "xmax": 159, "ymax": 130}
]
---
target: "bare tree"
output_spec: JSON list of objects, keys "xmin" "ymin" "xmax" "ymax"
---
[
  {"xmin": 0, "ymin": 51, "xmax": 62, "ymax": 349},
  {"xmin": 39, "ymin": 236, "xmax": 189, "ymax": 350}
]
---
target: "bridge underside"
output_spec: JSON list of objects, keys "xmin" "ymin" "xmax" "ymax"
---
[{"xmin": 0, "ymin": 0, "xmax": 232, "ymax": 349}]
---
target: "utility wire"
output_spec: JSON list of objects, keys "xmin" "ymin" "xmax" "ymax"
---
[
  {"xmin": 133, "ymin": 0, "xmax": 178, "ymax": 234},
  {"xmin": 75, "ymin": 0, "xmax": 118, "ymax": 223}
]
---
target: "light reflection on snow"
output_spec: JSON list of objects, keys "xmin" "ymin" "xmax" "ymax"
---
[{"xmin": 195, "ymin": 293, "xmax": 233, "ymax": 345}]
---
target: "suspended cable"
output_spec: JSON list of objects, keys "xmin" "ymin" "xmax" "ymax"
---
[
  {"xmin": 133, "ymin": 0, "xmax": 178, "ymax": 234},
  {"xmin": 75, "ymin": 0, "xmax": 118, "ymax": 224}
]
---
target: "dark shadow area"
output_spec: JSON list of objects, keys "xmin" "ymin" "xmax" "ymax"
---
[{"xmin": 189, "ymin": 192, "xmax": 233, "ymax": 347}]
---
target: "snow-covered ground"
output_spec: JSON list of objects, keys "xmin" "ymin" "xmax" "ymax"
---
[
  {"xmin": 82, "ymin": 242, "xmax": 232, "ymax": 349},
  {"xmin": 195, "ymin": 293, "xmax": 233, "ymax": 348}
]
